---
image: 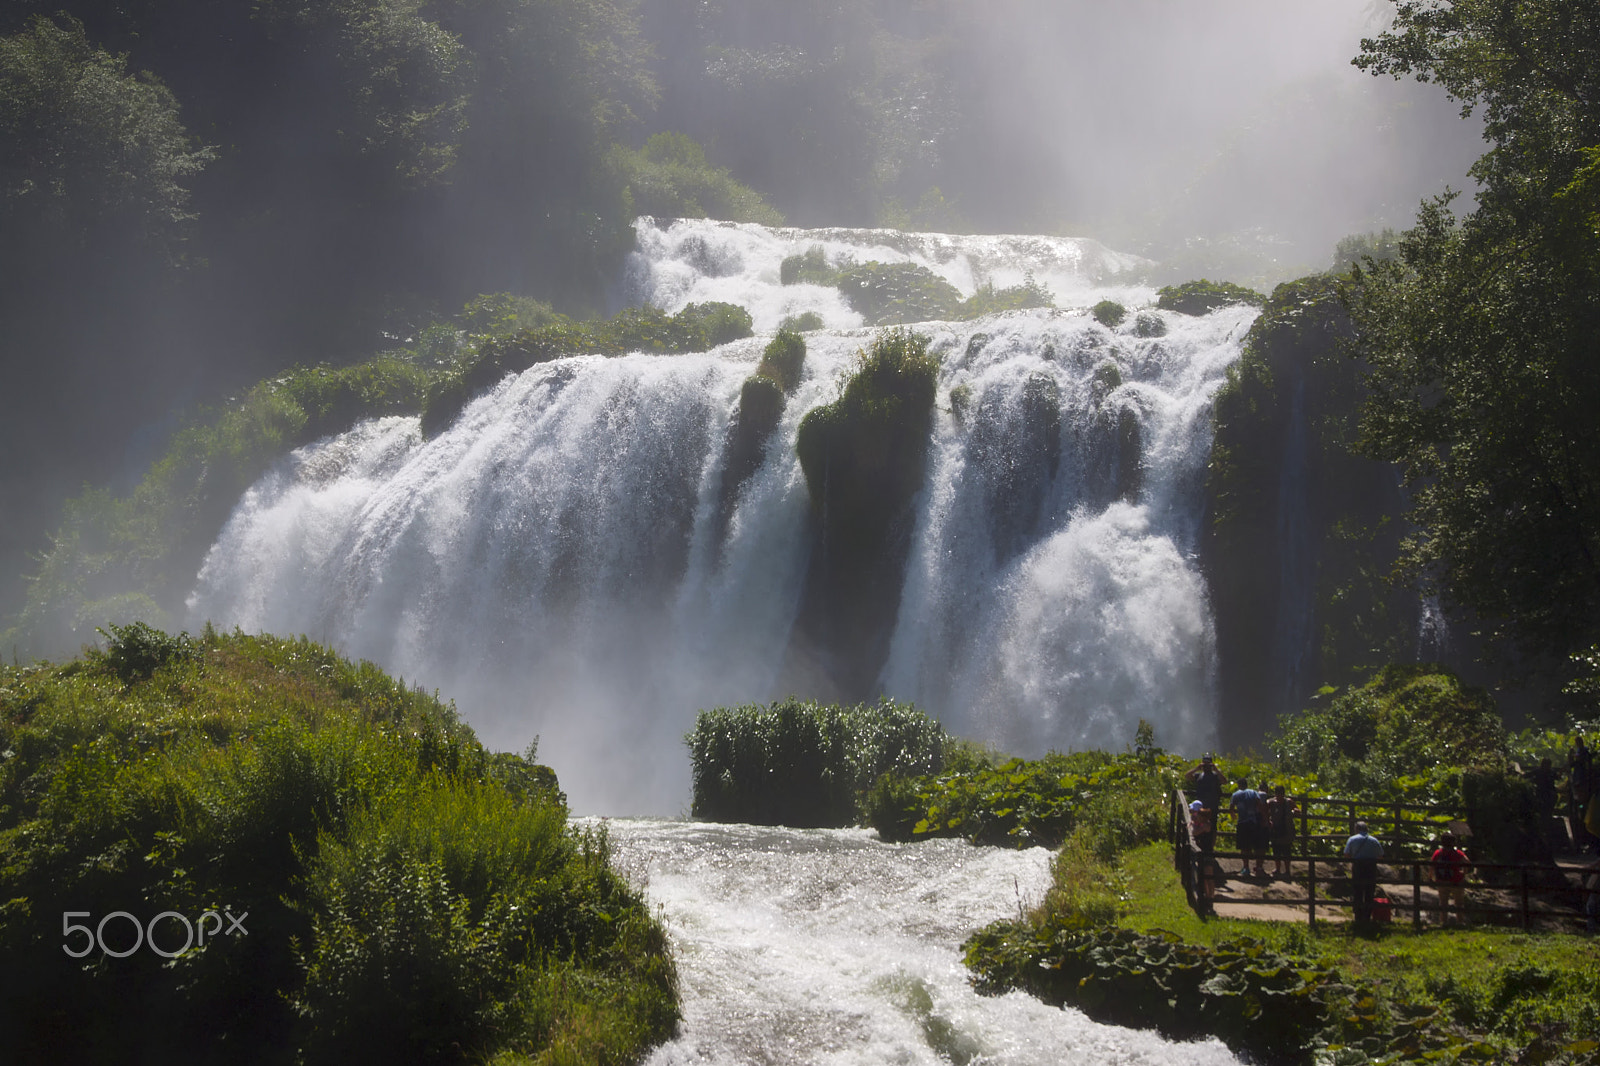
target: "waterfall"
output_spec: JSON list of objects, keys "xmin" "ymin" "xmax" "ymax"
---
[{"xmin": 189, "ymin": 218, "xmax": 1256, "ymax": 813}]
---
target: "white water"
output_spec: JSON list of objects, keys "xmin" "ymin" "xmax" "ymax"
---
[
  {"xmin": 604, "ymin": 819, "xmax": 1241, "ymax": 1066},
  {"xmin": 189, "ymin": 218, "xmax": 1255, "ymax": 813}
]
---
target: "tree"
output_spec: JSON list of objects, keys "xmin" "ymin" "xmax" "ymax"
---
[
  {"xmin": 0, "ymin": 14, "xmax": 212, "ymax": 255},
  {"xmin": 1347, "ymin": 1, "xmax": 1600, "ymax": 683}
]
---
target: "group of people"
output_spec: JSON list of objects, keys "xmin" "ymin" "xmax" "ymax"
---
[{"xmin": 1181, "ymin": 755, "xmax": 1485, "ymax": 926}]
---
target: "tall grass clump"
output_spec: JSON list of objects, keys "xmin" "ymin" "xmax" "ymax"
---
[
  {"xmin": 686, "ymin": 697, "xmax": 946, "ymax": 827},
  {"xmin": 0, "ymin": 626, "xmax": 676, "ymax": 1065}
]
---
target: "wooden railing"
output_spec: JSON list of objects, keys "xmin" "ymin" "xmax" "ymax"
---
[{"xmin": 1169, "ymin": 789, "xmax": 1591, "ymax": 929}]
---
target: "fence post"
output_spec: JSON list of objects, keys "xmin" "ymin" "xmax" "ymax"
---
[
  {"xmin": 1520, "ymin": 865, "xmax": 1530, "ymax": 930},
  {"xmin": 1412, "ymin": 861, "xmax": 1421, "ymax": 930},
  {"xmin": 1308, "ymin": 856, "xmax": 1316, "ymax": 927},
  {"xmin": 1300, "ymin": 798, "xmax": 1309, "ymax": 852}
]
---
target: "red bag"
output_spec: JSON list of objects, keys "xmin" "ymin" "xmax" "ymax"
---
[{"xmin": 1371, "ymin": 896, "xmax": 1393, "ymax": 923}]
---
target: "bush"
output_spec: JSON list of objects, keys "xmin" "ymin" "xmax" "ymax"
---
[
  {"xmin": 1271, "ymin": 665, "xmax": 1507, "ymax": 796},
  {"xmin": 685, "ymin": 697, "xmax": 946, "ymax": 827},
  {"xmin": 960, "ymin": 274, "xmax": 1054, "ymax": 317},
  {"xmin": 605, "ymin": 132, "xmax": 783, "ymax": 225},
  {"xmin": 0, "ymin": 628, "xmax": 676, "ymax": 1065},
  {"xmin": 865, "ymin": 750, "xmax": 1175, "ymax": 849},
  {"xmin": 421, "ymin": 300, "xmax": 755, "ymax": 436},
  {"xmin": 754, "ymin": 328, "xmax": 806, "ymax": 393},
  {"xmin": 779, "ymin": 245, "xmax": 837, "ymax": 286},
  {"xmin": 1155, "ymin": 279, "xmax": 1267, "ymax": 316},
  {"xmin": 1133, "ymin": 310, "xmax": 1168, "ymax": 337},
  {"xmin": 835, "ymin": 261, "xmax": 965, "ymax": 324},
  {"xmin": 779, "ymin": 311, "xmax": 825, "ymax": 332},
  {"xmin": 1091, "ymin": 299, "xmax": 1127, "ymax": 328}
]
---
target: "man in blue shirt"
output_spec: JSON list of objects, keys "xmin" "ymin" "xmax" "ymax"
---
[
  {"xmin": 1231, "ymin": 779, "xmax": 1266, "ymax": 877},
  {"xmin": 1343, "ymin": 821, "xmax": 1385, "ymax": 923}
]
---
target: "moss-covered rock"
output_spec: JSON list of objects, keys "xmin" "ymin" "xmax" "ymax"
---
[
  {"xmin": 1156, "ymin": 279, "xmax": 1267, "ymax": 316},
  {"xmin": 714, "ymin": 331, "xmax": 808, "ymax": 549},
  {"xmin": 1204, "ymin": 273, "xmax": 1411, "ymax": 746},
  {"xmin": 1091, "ymin": 299, "xmax": 1127, "ymax": 328},
  {"xmin": 780, "ymin": 310, "xmax": 826, "ymax": 332},
  {"xmin": 421, "ymin": 301, "xmax": 754, "ymax": 436},
  {"xmin": 1133, "ymin": 311, "xmax": 1168, "ymax": 337},
  {"xmin": 780, "ymin": 245, "xmax": 838, "ymax": 286},
  {"xmin": 788, "ymin": 329, "xmax": 939, "ymax": 697},
  {"xmin": 835, "ymin": 261, "xmax": 966, "ymax": 324}
]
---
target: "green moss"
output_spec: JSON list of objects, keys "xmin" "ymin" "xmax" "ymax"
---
[
  {"xmin": 754, "ymin": 328, "xmax": 806, "ymax": 394},
  {"xmin": 421, "ymin": 301, "xmax": 755, "ymax": 436},
  {"xmin": 835, "ymin": 261, "xmax": 966, "ymax": 324},
  {"xmin": 779, "ymin": 310, "xmax": 826, "ymax": 332},
  {"xmin": 948, "ymin": 383, "xmax": 973, "ymax": 425},
  {"xmin": 0, "ymin": 628, "xmax": 675, "ymax": 1065},
  {"xmin": 685, "ymin": 696, "xmax": 946, "ymax": 827},
  {"xmin": 1156, "ymin": 279, "xmax": 1267, "ymax": 316},
  {"xmin": 791, "ymin": 328, "xmax": 940, "ymax": 695},
  {"xmin": 1133, "ymin": 311, "xmax": 1168, "ymax": 337},
  {"xmin": 779, "ymin": 245, "xmax": 837, "ymax": 286},
  {"xmin": 1091, "ymin": 299, "xmax": 1127, "ymax": 328}
]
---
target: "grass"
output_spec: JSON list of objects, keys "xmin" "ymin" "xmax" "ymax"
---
[{"xmin": 0, "ymin": 625, "xmax": 677, "ymax": 1065}]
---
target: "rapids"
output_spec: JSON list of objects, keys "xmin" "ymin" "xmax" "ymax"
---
[
  {"xmin": 603, "ymin": 818, "xmax": 1241, "ymax": 1066},
  {"xmin": 188, "ymin": 218, "xmax": 1258, "ymax": 813}
]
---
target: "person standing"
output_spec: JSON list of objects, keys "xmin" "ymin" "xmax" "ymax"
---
[
  {"xmin": 1187, "ymin": 754, "xmax": 1225, "ymax": 815},
  {"xmin": 1231, "ymin": 779, "xmax": 1266, "ymax": 878},
  {"xmin": 1533, "ymin": 757, "xmax": 1558, "ymax": 846},
  {"xmin": 1430, "ymin": 831, "xmax": 1469, "ymax": 926},
  {"xmin": 1265, "ymin": 785, "xmax": 1298, "ymax": 879},
  {"xmin": 1343, "ymin": 821, "xmax": 1385, "ymax": 923}
]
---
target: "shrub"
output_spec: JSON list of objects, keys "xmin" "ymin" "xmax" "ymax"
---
[
  {"xmin": 948, "ymin": 383, "xmax": 973, "ymax": 425},
  {"xmin": 685, "ymin": 697, "xmax": 946, "ymax": 827},
  {"xmin": 960, "ymin": 274, "xmax": 1054, "ymax": 317},
  {"xmin": 1155, "ymin": 279, "xmax": 1267, "ymax": 316},
  {"xmin": 754, "ymin": 328, "xmax": 806, "ymax": 393},
  {"xmin": 0, "ymin": 628, "xmax": 676, "ymax": 1065},
  {"xmin": 93, "ymin": 620, "xmax": 199, "ymax": 683},
  {"xmin": 605, "ymin": 132, "xmax": 784, "ymax": 225},
  {"xmin": 674, "ymin": 300, "xmax": 755, "ymax": 348},
  {"xmin": 835, "ymin": 261, "xmax": 965, "ymax": 324},
  {"xmin": 779, "ymin": 311, "xmax": 825, "ymax": 332},
  {"xmin": 779, "ymin": 245, "xmax": 837, "ymax": 286},
  {"xmin": 1091, "ymin": 299, "xmax": 1127, "ymax": 328}
]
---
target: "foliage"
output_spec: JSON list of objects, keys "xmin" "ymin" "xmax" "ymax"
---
[
  {"xmin": 1271, "ymin": 665, "xmax": 1507, "ymax": 796},
  {"xmin": 0, "ymin": 628, "xmax": 674, "ymax": 1065},
  {"xmin": 1132, "ymin": 311, "xmax": 1168, "ymax": 337},
  {"xmin": 754, "ymin": 328, "xmax": 806, "ymax": 394},
  {"xmin": 6, "ymin": 357, "xmax": 435, "ymax": 659},
  {"xmin": 1091, "ymin": 299, "xmax": 1127, "ymax": 328},
  {"xmin": 959, "ymin": 274, "xmax": 1054, "ymax": 317},
  {"xmin": 865, "ymin": 749, "xmax": 1176, "ymax": 849},
  {"xmin": 1331, "ymin": 229, "xmax": 1401, "ymax": 273},
  {"xmin": 1347, "ymin": 0, "xmax": 1600, "ymax": 679},
  {"xmin": 0, "ymin": 14, "xmax": 213, "ymax": 251},
  {"xmin": 779, "ymin": 246, "xmax": 838, "ymax": 286},
  {"xmin": 684, "ymin": 696, "xmax": 946, "ymax": 828},
  {"xmin": 779, "ymin": 310, "xmax": 825, "ymax": 332},
  {"xmin": 604, "ymin": 131, "xmax": 783, "ymax": 224},
  {"xmin": 1156, "ymin": 279, "xmax": 1267, "ymax": 315},
  {"xmin": 92, "ymin": 620, "xmax": 199, "ymax": 683},
  {"xmin": 1205, "ymin": 273, "xmax": 1416, "ymax": 742},
  {"xmin": 421, "ymin": 300, "xmax": 753, "ymax": 435},
  {"xmin": 948, "ymin": 383, "xmax": 973, "ymax": 425}
]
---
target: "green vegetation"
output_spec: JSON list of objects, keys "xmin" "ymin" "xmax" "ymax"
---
[
  {"xmin": 716, "ymin": 330, "xmax": 807, "ymax": 526},
  {"xmin": 752, "ymin": 328, "xmax": 806, "ymax": 394},
  {"xmin": 1346, "ymin": 0, "xmax": 1600, "ymax": 686},
  {"xmin": 866, "ymin": 746, "xmax": 1174, "ymax": 849},
  {"xmin": 604, "ymin": 131, "xmax": 783, "ymax": 224},
  {"xmin": 1132, "ymin": 311, "xmax": 1168, "ymax": 337},
  {"xmin": 1156, "ymin": 279, "xmax": 1268, "ymax": 315},
  {"xmin": 779, "ymin": 251, "xmax": 1053, "ymax": 325},
  {"xmin": 779, "ymin": 311, "xmax": 825, "ymax": 332},
  {"xmin": 0, "ymin": 625, "xmax": 676, "ymax": 1065},
  {"xmin": 792, "ymin": 328, "xmax": 940, "ymax": 693},
  {"xmin": 1090, "ymin": 300, "xmax": 1127, "ymax": 328},
  {"xmin": 422, "ymin": 301, "xmax": 753, "ymax": 436},
  {"xmin": 1204, "ymin": 273, "xmax": 1412, "ymax": 743},
  {"xmin": 685, "ymin": 697, "xmax": 946, "ymax": 828},
  {"xmin": 0, "ymin": 14, "xmax": 213, "ymax": 253}
]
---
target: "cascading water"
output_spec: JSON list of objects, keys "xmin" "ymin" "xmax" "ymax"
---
[
  {"xmin": 602, "ymin": 818, "xmax": 1240, "ymax": 1066},
  {"xmin": 189, "ymin": 217, "xmax": 1257, "ymax": 813}
]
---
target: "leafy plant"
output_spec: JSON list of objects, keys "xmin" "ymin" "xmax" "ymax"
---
[
  {"xmin": 1156, "ymin": 279, "xmax": 1267, "ymax": 315},
  {"xmin": 1091, "ymin": 299, "xmax": 1127, "ymax": 328},
  {"xmin": 685, "ymin": 696, "xmax": 946, "ymax": 827}
]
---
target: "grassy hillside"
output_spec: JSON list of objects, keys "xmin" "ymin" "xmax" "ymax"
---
[{"xmin": 0, "ymin": 624, "xmax": 677, "ymax": 1065}]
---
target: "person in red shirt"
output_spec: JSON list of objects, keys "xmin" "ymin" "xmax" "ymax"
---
[{"xmin": 1430, "ymin": 831, "xmax": 1470, "ymax": 926}]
